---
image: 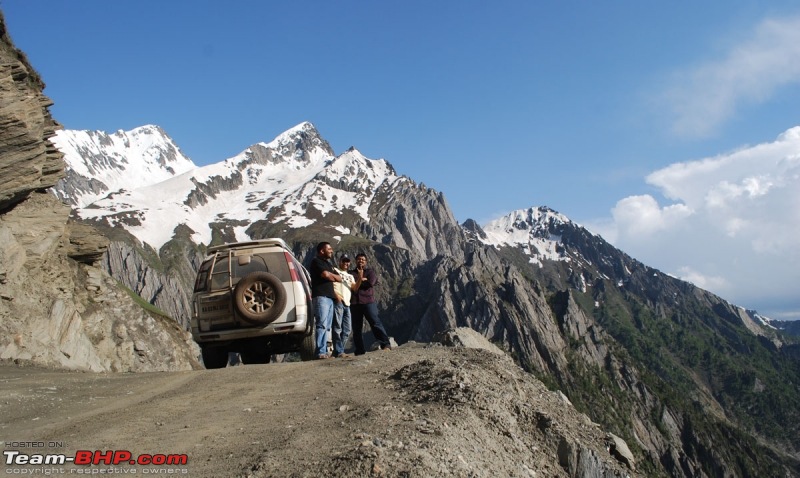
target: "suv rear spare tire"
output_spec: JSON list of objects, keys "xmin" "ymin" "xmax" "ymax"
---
[{"xmin": 233, "ymin": 271, "xmax": 287, "ymax": 324}]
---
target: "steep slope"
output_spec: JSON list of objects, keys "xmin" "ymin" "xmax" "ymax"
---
[
  {"xmin": 476, "ymin": 206, "xmax": 800, "ymax": 476},
  {"xmin": 0, "ymin": 14, "xmax": 63, "ymax": 213}
]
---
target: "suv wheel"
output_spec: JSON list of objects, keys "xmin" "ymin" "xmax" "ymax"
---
[
  {"xmin": 299, "ymin": 327, "xmax": 316, "ymax": 361},
  {"xmin": 233, "ymin": 272, "xmax": 287, "ymax": 324},
  {"xmin": 201, "ymin": 346, "xmax": 228, "ymax": 369}
]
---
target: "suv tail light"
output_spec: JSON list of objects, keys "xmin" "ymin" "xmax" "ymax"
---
[{"xmin": 285, "ymin": 252, "xmax": 311, "ymax": 302}]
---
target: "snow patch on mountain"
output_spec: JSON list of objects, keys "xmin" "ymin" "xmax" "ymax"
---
[
  {"xmin": 481, "ymin": 206, "xmax": 573, "ymax": 266},
  {"xmin": 51, "ymin": 125, "xmax": 196, "ymax": 207}
]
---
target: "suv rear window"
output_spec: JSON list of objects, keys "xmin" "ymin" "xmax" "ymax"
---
[{"xmin": 199, "ymin": 249, "xmax": 293, "ymax": 292}]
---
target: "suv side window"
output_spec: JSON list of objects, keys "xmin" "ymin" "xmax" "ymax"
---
[
  {"xmin": 194, "ymin": 259, "xmax": 214, "ymax": 292},
  {"xmin": 209, "ymin": 256, "xmax": 231, "ymax": 291}
]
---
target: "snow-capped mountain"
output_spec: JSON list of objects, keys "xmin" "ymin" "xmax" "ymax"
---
[
  {"xmin": 51, "ymin": 125, "xmax": 195, "ymax": 207},
  {"xmin": 477, "ymin": 205, "xmax": 635, "ymax": 290},
  {"xmin": 63, "ymin": 122, "xmax": 406, "ymax": 251}
]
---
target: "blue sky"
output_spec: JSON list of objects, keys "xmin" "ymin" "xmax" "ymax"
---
[{"xmin": 3, "ymin": 1, "xmax": 800, "ymax": 320}]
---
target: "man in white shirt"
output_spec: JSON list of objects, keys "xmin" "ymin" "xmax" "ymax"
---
[{"xmin": 332, "ymin": 255, "xmax": 355, "ymax": 358}]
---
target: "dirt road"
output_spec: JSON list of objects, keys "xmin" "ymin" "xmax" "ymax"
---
[{"xmin": 0, "ymin": 340, "xmax": 635, "ymax": 478}]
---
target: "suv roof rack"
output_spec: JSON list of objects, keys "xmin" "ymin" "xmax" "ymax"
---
[{"xmin": 207, "ymin": 238, "xmax": 289, "ymax": 254}]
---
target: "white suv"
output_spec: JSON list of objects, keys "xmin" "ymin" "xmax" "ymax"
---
[{"xmin": 191, "ymin": 238, "xmax": 315, "ymax": 368}]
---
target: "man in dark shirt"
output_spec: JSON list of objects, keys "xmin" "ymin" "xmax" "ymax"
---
[
  {"xmin": 350, "ymin": 253, "xmax": 392, "ymax": 355},
  {"xmin": 308, "ymin": 242, "xmax": 341, "ymax": 359}
]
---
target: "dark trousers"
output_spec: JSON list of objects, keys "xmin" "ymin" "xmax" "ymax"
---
[{"xmin": 350, "ymin": 302, "xmax": 390, "ymax": 354}]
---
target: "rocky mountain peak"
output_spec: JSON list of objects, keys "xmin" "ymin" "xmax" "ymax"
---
[
  {"xmin": 244, "ymin": 121, "xmax": 334, "ymax": 169},
  {"xmin": 480, "ymin": 205, "xmax": 574, "ymax": 265},
  {"xmin": 486, "ymin": 205, "xmax": 571, "ymax": 236},
  {"xmin": 461, "ymin": 218, "xmax": 488, "ymax": 240},
  {"xmin": 319, "ymin": 147, "xmax": 399, "ymax": 195}
]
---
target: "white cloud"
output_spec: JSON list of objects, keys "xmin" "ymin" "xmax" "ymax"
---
[
  {"xmin": 591, "ymin": 128, "xmax": 800, "ymax": 319},
  {"xmin": 663, "ymin": 15, "xmax": 800, "ymax": 138},
  {"xmin": 674, "ymin": 266, "xmax": 728, "ymax": 292},
  {"xmin": 610, "ymin": 195, "xmax": 692, "ymax": 237}
]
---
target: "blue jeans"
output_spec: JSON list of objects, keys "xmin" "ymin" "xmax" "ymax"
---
[
  {"xmin": 332, "ymin": 302, "xmax": 352, "ymax": 356},
  {"xmin": 313, "ymin": 296, "xmax": 335, "ymax": 356},
  {"xmin": 351, "ymin": 302, "xmax": 390, "ymax": 355}
]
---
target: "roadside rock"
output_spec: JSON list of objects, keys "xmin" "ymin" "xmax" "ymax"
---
[
  {"xmin": 433, "ymin": 326, "xmax": 505, "ymax": 355},
  {"xmin": 607, "ymin": 433, "xmax": 636, "ymax": 471},
  {"xmin": 0, "ymin": 193, "xmax": 201, "ymax": 371},
  {"xmin": 65, "ymin": 220, "xmax": 109, "ymax": 264}
]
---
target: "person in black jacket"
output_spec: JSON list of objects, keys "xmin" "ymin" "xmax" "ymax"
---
[
  {"xmin": 308, "ymin": 242, "xmax": 341, "ymax": 359},
  {"xmin": 349, "ymin": 253, "xmax": 391, "ymax": 355}
]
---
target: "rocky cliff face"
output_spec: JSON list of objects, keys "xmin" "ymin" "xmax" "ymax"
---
[
  {"xmin": 366, "ymin": 181, "xmax": 466, "ymax": 263},
  {"xmin": 0, "ymin": 14, "xmax": 63, "ymax": 213},
  {"xmin": 0, "ymin": 11, "xmax": 200, "ymax": 372}
]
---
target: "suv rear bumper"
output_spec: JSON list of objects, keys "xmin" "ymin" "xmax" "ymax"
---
[{"xmin": 191, "ymin": 316, "xmax": 309, "ymax": 344}]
